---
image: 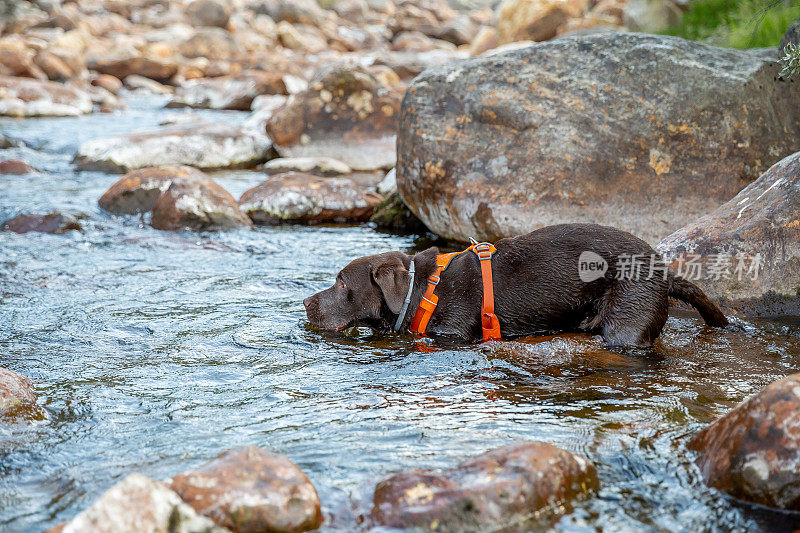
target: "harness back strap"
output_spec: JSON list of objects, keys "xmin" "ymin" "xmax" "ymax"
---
[
  {"xmin": 474, "ymin": 243, "xmax": 501, "ymax": 341},
  {"xmin": 409, "ymin": 242, "xmax": 501, "ymax": 342}
]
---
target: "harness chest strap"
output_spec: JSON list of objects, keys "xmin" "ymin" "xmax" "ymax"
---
[
  {"xmin": 409, "ymin": 242, "xmax": 502, "ymax": 342},
  {"xmin": 408, "ymin": 250, "xmax": 461, "ymax": 335}
]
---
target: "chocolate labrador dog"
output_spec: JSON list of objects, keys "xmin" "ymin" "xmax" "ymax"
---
[{"xmin": 304, "ymin": 223, "xmax": 728, "ymax": 347}]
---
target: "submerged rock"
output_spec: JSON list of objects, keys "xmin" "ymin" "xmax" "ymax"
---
[
  {"xmin": 167, "ymin": 445, "xmax": 323, "ymax": 533},
  {"xmin": 56, "ymin": 473, "xmax": 226, "ymax": 533},
  {"xmin": 0, "ymin": 367, "xmax": 46, "ymax": 422},
  {"xmin": 0, "ymin": 159, "xmax": 35, "ymax": 174},
  {"xmin": 3, "ymin": 212, "xmax": 82, "ymax": 234},
  {"xmin": 98, "ymin": 165, "xmax": 208, "ymax": 214},
  {"xmin": 657, "ymin": 151, "xmax": 800, "ymax": 316},
  {"xmin": 251, "ymin": 94, "xmax": 289, "ymax": 112},
  {"xmin": 370, "ymin": 442, "xmax": 598, "ymax": 531},
  {"xmin": 0, "ymin": 134, "xmax": 18, "ymax": 148},
  {"xmin": 0, "ymin": 75, "xmax": 92, "ymax": 117},
  {"xmin": 397, "ymin": 33, "xmax": 800, "ymax": 244},
  {"xmin": 689, "ymin": 373, "xmax": 800, "ymax": 511},
  {"xmin": 151, "ymin": 177, "xmax": 253, "ymax": 231},
  {"xmin": 265, "ymin": 65, "xmax": 402, "ymax": 171},
  {"xmin": 239, "ymin": 171, "xmax": 380, "ymax": 224},
  {"xmin": 74, "ymin": 122, "xmax": 273, "ymax": 173}
]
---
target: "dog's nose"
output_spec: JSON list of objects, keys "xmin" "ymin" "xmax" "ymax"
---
[{"xmin": 303, "ymin": 297, "xmax": 311, "ymax": 308}]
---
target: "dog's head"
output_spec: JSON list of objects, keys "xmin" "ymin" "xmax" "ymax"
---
[{"xmin": 304, "ymin": 251, "xmax": 415, "ymax": 331}]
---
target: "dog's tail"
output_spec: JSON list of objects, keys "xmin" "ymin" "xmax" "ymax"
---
[{"xmin": 668, "ymin": 273, "xmax": 728, "ymax": 327}]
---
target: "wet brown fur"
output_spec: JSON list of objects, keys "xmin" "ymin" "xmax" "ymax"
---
[{"xmin": 304, "ymin": 223, "xmax": 728, "ymax": 347}]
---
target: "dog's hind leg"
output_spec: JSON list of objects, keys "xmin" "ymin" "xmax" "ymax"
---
[{"xmin": 600, "ymin": 280, "xmax": 669, "ymax": 348}]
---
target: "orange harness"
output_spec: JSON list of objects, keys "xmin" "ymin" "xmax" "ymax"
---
[{"xmin": 409, "ymin": 242, "xmax": 502, "ymax": 342}]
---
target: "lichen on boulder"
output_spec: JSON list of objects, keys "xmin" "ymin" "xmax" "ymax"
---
[{"xmin": 266, "ymin": 65, "xmax": 402, "ymax": 171}]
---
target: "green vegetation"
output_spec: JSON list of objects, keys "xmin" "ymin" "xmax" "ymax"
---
[{"xmin": 664, "ymin": 0, "xmax": 800, "ymax": 48}]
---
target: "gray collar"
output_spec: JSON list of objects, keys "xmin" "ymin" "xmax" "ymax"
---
[{"xmin": 393, "ymin": 258, "xmax": 415, "ymax": 332}]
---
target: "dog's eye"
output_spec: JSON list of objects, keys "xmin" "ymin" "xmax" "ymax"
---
[{"xmin": 338, "ymin": 279, "xmax": 346, "ymax": 289}]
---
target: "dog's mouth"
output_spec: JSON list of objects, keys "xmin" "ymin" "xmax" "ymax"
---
[
  {"xmin": 305, "ymin": 318, "xmax": 356, "ymax": 332},
  {"xmin": 307, "ymin": 315, "xmax": 392, "ymax": 334}
]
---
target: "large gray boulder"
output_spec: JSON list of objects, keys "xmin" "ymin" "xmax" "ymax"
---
[
  {"xmin": 3, "ymin": 212, "xmax": 82, "ymax": 235},
  {"xmin": 397, "ymin": 33, "xmax": 800, "ymax": 244},
  {"xmin": 657, "ymin": 151, "xmax": 800, "ymax": 316}
]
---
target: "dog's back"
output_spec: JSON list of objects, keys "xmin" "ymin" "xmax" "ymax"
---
[{"xmin": 485, "ymin": 223, "xmax": 726, "ymax": 346}]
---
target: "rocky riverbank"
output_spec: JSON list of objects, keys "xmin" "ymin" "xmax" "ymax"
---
[
  {"xmin": 4, "ymin": 0, "xmax": 796, "ymax": 313},
  {"xmin": 4, "ymin": 0, "xmax": 800, "ymax": 530},
  {"xmin": 0, "ymin": 0, "xmax": 721, "ymax": 238}
]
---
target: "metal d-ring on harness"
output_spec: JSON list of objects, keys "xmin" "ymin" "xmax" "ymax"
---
[{"xmin": 407, "ymin": 239, "xmax": 502, "ymax": 342}]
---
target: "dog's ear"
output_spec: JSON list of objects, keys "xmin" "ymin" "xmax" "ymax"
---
[
  {"xmin": 372, "ymin": 257, "xmax": 411, "ymax": 314},
  {"xmin": 414, "ymin": 246, "xmax": 439, "ymax": 264}
]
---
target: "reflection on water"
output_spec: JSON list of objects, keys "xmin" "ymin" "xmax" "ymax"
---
[{"xmin": 2, "ymin": 96, "xmax": 800, "ymax": 532}]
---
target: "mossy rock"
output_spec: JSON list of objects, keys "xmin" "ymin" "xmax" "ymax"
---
[{"xmin": 370, "ymin": 193, "xmax": 429, "ymax": 233}]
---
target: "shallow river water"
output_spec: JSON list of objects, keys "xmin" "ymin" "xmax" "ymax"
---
[{"xmin": 2, "ymin": 95, "xmax": 800, "ymax": 532}]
